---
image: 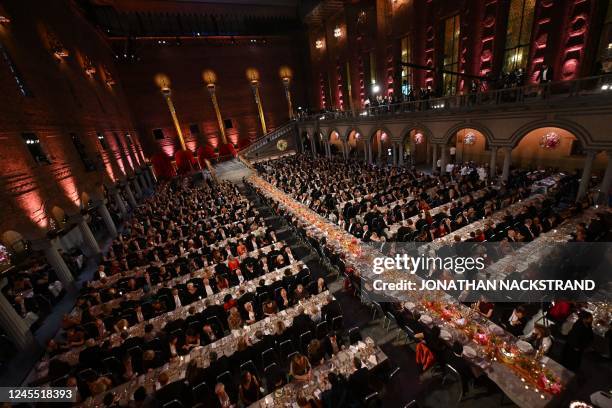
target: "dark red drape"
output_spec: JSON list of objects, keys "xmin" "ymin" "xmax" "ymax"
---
[
  {"xmin": 174, "ymin": 149, "xmax": 196, "ymax": 174},
  {"xmin": 151, "ymin": 152, "xmax": 175, "ymax": 180}
]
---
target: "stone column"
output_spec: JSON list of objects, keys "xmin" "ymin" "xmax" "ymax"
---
[
  {"xmin": 431, "ymin": 144, "xmax": 438, "ymax": 173},
  {"xmin": 501, "ymin": 147, "xmax": 512, "ymax": 182},
  {"xmin": 398, "ymin": 143, "xmax": 404, "ymax": 166},
  {"xmin": 367, "ymin": 141, "xmax": 373, "ymax": 165},
  {"xmin": 426, "ymin": 142, "xmax": 432, "ymax": 164},
  {"xmin": 377, "ymin": 138, "xmax": 382, "ymax": 163},
  {"xmin": 79, "ymin": 218, "xmax": 101, "ymax": 255},
  {"xmin": 310, "ymin": 137, "xmax": 317, "ymax": 157},
  {"xmin": 43, "ymin": 239, "xmax": 74, "ymax": 286},
  {"xmin": 113, "ymin": 190, "xmax": 127, "ymax": 216},
  {"xmin": 131, "ymin": 177, "xmax": 143, "ymax": 198},
  {"xmin": 124, "ymin": 184, "xmax": 138, "ymax": 209},
  {"xmin": 97, "ymin": 202, "xmax": 118, "ymax": 237},
  {"xmin": 440, "ymin": 145, "xmax": 449, "ymax": 174},
  {"xmin": 138, "ymin": 171, "xmax": 149, "ymax": 190},
  {"xmin": 392, "ymin": 143, "xmax": 398, "ymax": 166},
  {"xmin": 343, "ymin": 140, "xmax": 349, "ymax": 160},
  {"xmin": 0, "ymin": 291, "xmax": 34, "ymax": 350},
  {"xmin": 598, "ymin": 151, "xmax": 612, "ymax": 205},
  {"xmin": 490, "ymin": 146, "xmax": 498, "ymax": 179},
  {"xmin": 147, "ymin": 165, "xmax": 157, "ymax": 185},
  {"xmin": 577, "ymin": 150, "xmax": 596, "ymax": 201}
]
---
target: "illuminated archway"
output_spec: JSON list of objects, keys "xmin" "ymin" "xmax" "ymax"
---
[
  {"xmin": 512, "ymin": 127, "xmax": 607, "ymax": 171},
  {"xmin": 451, "ymin": 128, "xmax": 489, "ymax": 164},
  {"xmin": 371, "ymin": 129, "xmax": 393, "ymax": 164},
  {"xmin": 328, "ymin": 130, "xmax": 342, "ymax": 156},
  {"xmin": 347, "ymin": 130, "xmax": 366, "ymax": 160},
  {"xmin": 402, "ymin": 129, "xmax": 429, "ymax": 165}
]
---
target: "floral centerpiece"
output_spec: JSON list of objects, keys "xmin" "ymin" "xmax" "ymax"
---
[
  {"xmin": 540, "ymin": 132, "xmax": 561, "ymax": 149},
  {"xmin": 463, "ymin": 132, "xmax": 476, "ymax": 145}
]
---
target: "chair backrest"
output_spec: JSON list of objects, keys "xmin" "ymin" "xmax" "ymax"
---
[
  {"xmin": 279, "ymin": 339, "xmax": 295, "ymax": 358},
  {"xmin": 261, "ymin": 348, "xmax": 277, "ymax": 368},
  {"xmin": 348, "ymin": 327, "xmax": 362, "ymax": 344},
  {"xmin": 162, "ymin": 399, "xmax": 184, "ymax": 408},
  {"xmin": 192, "ymin": 382, "xmax": 210, "ymax": 400},
  {"xmin": 332, "ymin": 315, "xmax": 343, "ymax": 331},
  {"xmin": 315, "ymin": 321, "xmax": 329, "ymax": 339},
  {"xmin": 216, "ymin": 370, "xmax": 232, "ymax": 385},
  {"xmin": 264, "ymin": 362, "xmax": 278, "ymax": 375}
]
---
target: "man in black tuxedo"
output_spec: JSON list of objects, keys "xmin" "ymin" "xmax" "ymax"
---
[
  {"xmin": 321, "ymin": 295, "xmax": 342, "ymax": 324},
  {"xmin": 348, "ymin": 357, "xmax": 371, "ymax": 403},
  {"xmin": 323, "ymin": 331, "xmax": 344, "ymax": 357},
  {"xmin": 291, "ymin": 306, "xmax": 315, "ymax": 337}
]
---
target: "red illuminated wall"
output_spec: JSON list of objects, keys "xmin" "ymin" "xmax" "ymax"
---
[
  {"xmin": 0, "ymin": 0, "xmax": 138, "ymax": 238},
  {"xmin": 115, "ymin": 38, "xmax": 305, "ymax": 155}
]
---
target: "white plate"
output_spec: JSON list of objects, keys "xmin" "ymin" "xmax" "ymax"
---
[
  {"xmin": 463, "ymin": 346, "xmax": 477, "ymax": 358},
  {"xmin": 440, "ymin": 330, "xmax": 452, "ymax": 341},
  {"xmin": 405, "ymin": 302, "xmax": 416, "ymax": 310},
  {"xmin": 419, "ymin": 314, "xmax": 433, "ymax": 325},
  {"xmin": 488, "ymin": 324, "xmax": 504, "ymax": 335},
  {"xmin": 516, "ymin": 340, "xmax": 534, "ymax": 353}
]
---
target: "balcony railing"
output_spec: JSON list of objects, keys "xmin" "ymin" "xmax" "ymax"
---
[
  {"xmin": 238, "ymin": 122, "xmax": 296, "ymax": 156},
  {"xmin": 298, "ymin": 74, "xmax": 612, "ymax": 122}
]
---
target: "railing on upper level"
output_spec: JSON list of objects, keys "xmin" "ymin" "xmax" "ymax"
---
[
  {"xmin": 298, "ymin": 74, "xmax": 612, "ymax": 122},
  {"xmin": 238, "ymin": 122, "xmax": 296, "ymax": 157}
]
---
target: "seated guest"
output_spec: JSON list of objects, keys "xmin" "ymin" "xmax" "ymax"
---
[
  {"xmin": 473, "ymin": 295, "xmax": 494, "ymax": 319},
  {"xmin": 227, "ymin": 307, "xmax": 244, "ymax": 331},
  {"xmin": 290, "ymin": 353, "xmax": 312, "ymax": 381},
  {"xmin": 321, "ymin": 295, "xmax": 342, "ymax": 323},
  {"xmin": 520, "ymin": 324, "xmax": 552, "ymax": 355},
  {"xmin": 142, "ymin": 349, "xmax": 162, "ymax": 372},
  {"xmin": 503, "ymin": 305, "xmax": 528, "ymax": 336},
  {"xmin": 243, "ymin": 302, "xmax": 258, "ymax": 325},
  {"xmin": 307, "ymin": 339, "xmax": 325, "ymax": 366},
  {"xmin": 263, "ymin": 300, "xmax": 278, "ymax": 316},
  {"xmin": 323, "ymin": 331, "xmax": 343, "ymax": 356},
  {"xmin": 277, "ymin": 288, "xmax": 291, "ymax": 310},
  {"xmin": 321, "ymin": 372, "xmax": 348, "ymax": 408},
  {"xmin": 547, "ymin": 299, "xmax": 574, "ymax": 323},
  {"xmin": 348, "ymin": 357, "xmax": 370, "ymax": 403},
  {"xmin": 314, "ymin": 277, "xmax": 328, "ymax": 294},
  {"xmin": 293, "ymin": 284, "xmax": 309, "ymax": 302},
  {"xmin": 214, "ymin": 383, "xmax": 234, "ymax": 408},
  {"xmin": 445, "ymin": 342, "xmax": 474, "ymax": 391},
  {"xmin": 216, "ymin": 274, "xmax": 230, "ymax": 291},
  {"xmin": 561, "ymin": 311, "xmax": 594, "ymax": 371},
  {"xmin": 238, "ymin": 371, "xmax": 262, "ymax": 406},
  {"xmin": 202, "ymin": 323, "xmax": 222, "ymax": 344},
  {"xmin": 292, "ymin": 306, "xmax": 315, "ymax": 337}
]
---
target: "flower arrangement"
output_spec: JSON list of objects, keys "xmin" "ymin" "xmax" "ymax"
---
[
  {"xmin": 463, "ymin": 132, "xmax": 476, "ymax": 145},
  {"xmin": 414, "ymin": 133, "xmax": 424, "ymax": 145},
  {"xmin": 540, "ymin": 132, "xmax": 560, "ymax": 149}
]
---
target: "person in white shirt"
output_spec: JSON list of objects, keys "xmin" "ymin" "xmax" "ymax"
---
[
  {"xmin": 203, "ymin": 278, "xmax": 215, "ymax": 297},
  {"xmin": 449, "ymin": 146, "xmax": 456, "ymax": 163},
  {"xmin": 445, "ymin": 163, "xmax": 455, "ymax": 174},
  {"xmin": 171, "ymin": 288, "xmax": 182, "ymax": 309}
]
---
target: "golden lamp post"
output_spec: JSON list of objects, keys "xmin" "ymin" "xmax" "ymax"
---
[
  {"xmin": 154, "ymin": 73, "xmax": 186, "ymax": 151},
  {"xmin": 202, "ymin": 70, "xmax": 227, "ymax": 145},
  {"xmin": 246, "ymin": 68, "xmax": 267, "ymax": 135},
  {"xmin": 279, "ymin": 65, "xmax": 294, "ymax": 119}
]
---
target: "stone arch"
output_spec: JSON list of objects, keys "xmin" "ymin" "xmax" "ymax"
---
[
  {"xmin": 509, "ymin": 119, "xmax": 592, "ymax": 148},
  {"xmin": 368, "ymin": 126, "xmax": 394, "ymax": 143},
  {"xmin": 346, "ymin": 128, "xmax": 367, "ymax": 160},
  {"xmin": 400, "ymin": 126, "xmax": 432, "ymax": 165},
  {"xmin": 370, "ymin": 127, "xmax": 394, "ymax": 164},
  {"xmin": 442, "ymin": 121, "xmax": 495, "ymax": 146},
  {"xmin": 400, "ymin": 123, "xmax": 435, "ymax": 145},
  {"xmin": 511, "ymin": 125, "xmax": 606, "ymax": 171}
]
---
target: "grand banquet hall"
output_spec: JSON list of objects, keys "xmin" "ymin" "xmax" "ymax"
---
[{"xmin": 1, "ymin": 0, "xmax": 612, "ymax": 407}]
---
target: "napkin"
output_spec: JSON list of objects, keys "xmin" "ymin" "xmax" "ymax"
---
[{"xmin": 368, "ymin": 354, "xmax": 378, "ymax": 366}]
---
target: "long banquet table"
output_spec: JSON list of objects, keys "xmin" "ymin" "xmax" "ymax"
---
[
  {"xmin": 249, "ymin": 337, "xmax": 388, "ymax": 407},
  {"xmin": 32, "ymin": 259, "xmax": 305, "ymax": 381},
  {"xmin": 80, "ymin": 290, "xmax": 332, "ymax": 407},
  {"xmin": 248, "ymin": 174, "xmax": 575, "ymax": 408}
]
